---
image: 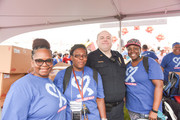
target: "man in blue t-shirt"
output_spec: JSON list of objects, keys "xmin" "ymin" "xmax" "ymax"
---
[
  {"xmin": 161, "ymin": 42, "xmax": 180, "ymax": 84},
  {"xmin": 141, "ymin": 44, "xmax": 159, "ymax": 63}
]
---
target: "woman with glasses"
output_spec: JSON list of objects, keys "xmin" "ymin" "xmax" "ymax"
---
[
  {"xmin": 54, "ymin": 44, "xmax": 107, "ymax": 120},
  {"xmin": 2, "ymin": 38, "xmax": 67, "ymax": 120}
]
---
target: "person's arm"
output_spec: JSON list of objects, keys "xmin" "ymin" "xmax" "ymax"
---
[
  {"xmin": 148, "ymin": 79, "xmax": 163, "ymax": 120},
  {"xmin": 161, "ymin": 66, "xmax": 164, "ymax": 72},
  {"xmin": 155, "ymin": 59, "xmax": 159, "ymax": 63},
  {"xmin": 2, "ymin": 83, "xmax": 30, "ymax": 120},
  {"xmin": 96, "ymin": 98, "xmax": 107, "ymax": 119}
]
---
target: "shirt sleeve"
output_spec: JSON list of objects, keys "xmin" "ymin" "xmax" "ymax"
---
[
  {"xmin": 2, "ymin": 83, "xmax": 31, "ymax": 120},
  {"xmin": 53, "ymin": 70, "xmax": 65, "ymax": 93},
  {"xmin": 161, "ymin": 54, "xmax": 168, "ymax": 68},
  {"xmin": 148, "ymin": 58, "xmax": 164, "ymax": 80},
  {"xmin": 152, "ymin": 52, "xmax": 158, "ymax": 59},
  {"xmin": 97, "ymin": 73, "xmax": 105, "ymax": 98}
]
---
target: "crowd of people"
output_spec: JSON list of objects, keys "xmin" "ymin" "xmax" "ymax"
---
[{"xmin": 1, "ymin": 31, "xmax": 180, "ymax": 120}]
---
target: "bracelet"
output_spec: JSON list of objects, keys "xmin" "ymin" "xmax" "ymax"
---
[
  {"xmin": 151, "ymin": 109, "xmax": 158, "ymax": 113},
  {"xmin": 101, "ymin": 118, "xmax": 107, "ymax": 120}
]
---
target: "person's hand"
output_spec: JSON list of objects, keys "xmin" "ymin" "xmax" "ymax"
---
[{"xmin": 148, "ymin": 110, "xmax": 158, "ymax": 120}]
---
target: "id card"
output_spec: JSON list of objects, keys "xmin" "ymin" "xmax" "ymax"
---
[
  {"xmin": 70, "ymin": 101, "xmax": 82, "ymax": 120},
  {"xmin": 70, "ymin": 101, "xmax": 82, "ymax": 111}
]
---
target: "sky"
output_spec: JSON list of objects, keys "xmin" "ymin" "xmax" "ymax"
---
[{"xmin": 1, "ymin": 16, "xmax": 180, "ymax": 53}]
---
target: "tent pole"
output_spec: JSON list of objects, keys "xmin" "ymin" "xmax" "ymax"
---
[{"xmin": 119, "ymin": 20, "xmax": 122, "ymax": 53}]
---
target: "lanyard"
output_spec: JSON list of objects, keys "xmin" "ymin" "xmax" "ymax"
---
[{"xmin": 72, "ymin": 68, "xmax": 84, "ymax": 99}]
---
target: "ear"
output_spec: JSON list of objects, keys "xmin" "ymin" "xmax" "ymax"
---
[
  {"xmin": 96, "ymin": 39, "xmax": 98, "ymax": 44},
  {"xmin": 70, "ymin": 55, "xmax": 73, "ymax": 62},
  {"xmin": 31, "ymin": 59, "xmax": 34, "ymax": 67}
]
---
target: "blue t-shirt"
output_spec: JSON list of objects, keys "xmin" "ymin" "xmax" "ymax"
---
[
  {"xmin": 54, "ymin": 66, "xmax": 105, "ymax": 120},
  {"xmin": 141, "ymin": 51, "xmax": 158, "ymax": 60},
  {"xmin": 2, "ymin": 73, "xmax": 67, "ymax": 120},
  {"xmin": 161, "ymin": 52, "xmax": 180, "ymax": 81},
  {"xmin": 125, "ymin": 58, "xmax": 164, "ymax": 114},
  {"xmin": 53, "ymin": 58, "xmax": 63, "ymax": 66}
]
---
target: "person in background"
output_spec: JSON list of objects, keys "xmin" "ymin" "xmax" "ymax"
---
[
  {"xmin": 141, "ymin": 44, "xmax": 159, "ymax": 62},
  {"xmin": 156, "ymin": 46, "xmax": 161, "ymax": 56},
  {"xmin": 125, "ymin": 38, "xmax": 164, "ymax": 120},
  {"xmin": 157, "ymin": 48, "xmax": 166, "ymax": 64},
  {"xmin": 54, "ymin": 44, "xmax": 107, "ymax": 120},
  {"xmin": 2, "ymin": 38, "xmax": 67, "ymax": 120},
  {"xmin": 86, "ymin": 30, "xmax": 126, "ymax": 120},
  {"xmin": 53, "ymin": 53, "xmax": 63, "ymax": 66},
  {"xmin": 121, "ymin": 46, "xmax": 130, "ymax": 63},
  {"xmin": 161, "ymin": 42, "xmax": 180, "ymax": 85},
  {"xmin": 63, "ymin": 52, "xmax": 71, "ymax": 64}
]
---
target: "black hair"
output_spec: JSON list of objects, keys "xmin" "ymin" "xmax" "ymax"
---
[
  {"xmin": 70, "ymin": 44, "xmax": 87, "ymax": 56},
  {"xmin": 31, "ymin": 38, "xmax": 52, "ymax": 59},
  {"xmin": 142, "ymin": 44, "xmax": 148, "ymax": 50},
  {"xmin": 57, "ymin": 53, "xmax": 62, "ymax": 57}
]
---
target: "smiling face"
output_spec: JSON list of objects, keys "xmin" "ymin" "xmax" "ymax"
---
[
  {"xmin": 71, "ymin": 48, "xmax": 87, "ymax": 71},
  {"xmin": 173, "ymin": 44, "xmax": 180, "ymax": 55},
  {"xmin": 31, "ymin": 48, "xmax": 53, "ymax": 78},
  {"xmin": 96, "ymin": 31, "xmax": 112, "ymax": 52},
  {"xmin": 127, "ymin": 45, "xmax": 141, "ymax": 61}
]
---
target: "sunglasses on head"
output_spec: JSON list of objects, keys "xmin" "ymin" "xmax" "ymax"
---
[{"xmin": 34, "ymin": 58, "xmax": 53, "ymax": 66}]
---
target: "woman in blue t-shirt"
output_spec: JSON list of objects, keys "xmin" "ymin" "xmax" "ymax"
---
[
  {"xmin": 124, "ymin": 39, "xmax": 164, "ymax": 120},
  {"xmin": 54, "ymin": 44, "xmax": 107, "ymax": 120},
  {"xmin": 2, "ymin": 39, "xmax": 67, "ymax": 120}
]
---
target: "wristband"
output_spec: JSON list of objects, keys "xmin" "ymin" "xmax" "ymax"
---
[
  {"xmin": 101, "ymin": 118, "xmax": 107, "ymax": 120},
  {"xmin": 151, "ymin": 109, "xmax": 158, "ymax": 113}
]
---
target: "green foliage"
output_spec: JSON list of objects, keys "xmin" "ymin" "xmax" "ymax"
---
[{"xmin": 124, "ymin": 105, "xmax": 130, "ymax": 120}]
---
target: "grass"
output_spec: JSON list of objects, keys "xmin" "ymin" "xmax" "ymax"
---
[{"xmin": 124, "ymin": 105, "xmax": 130, "ymax": 120}]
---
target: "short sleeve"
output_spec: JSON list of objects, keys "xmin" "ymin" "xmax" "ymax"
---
[
  {"xmin": 161, "ymin": 54, "xmax": 168, "ymax": 68},
  {"xmin": 53, "ymin": 70, "xmax": 66, "ymax": 93},
  {"xmin": 2, "ymin": 83, "xmax": 31, "ymax": 120},
  {"xmin": 148, "ymin": 58, "xmax": 164, "ymax": 80}
]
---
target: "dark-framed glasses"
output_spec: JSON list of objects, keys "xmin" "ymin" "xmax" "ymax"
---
[
  {"xmin": 73, "ymin": 54, "xmax": 87, "ymax": 59},
  {"xmin": 34, "ymin": 58, "xmax": 53, "ymax": 66}
]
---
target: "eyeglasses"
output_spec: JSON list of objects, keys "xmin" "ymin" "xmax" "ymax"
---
[
  {"xmin": 73, "ymin": 54, "xmax": 87, "ymax": 59},
  {"xmin": 34, "ymin": 58, "xmax": 53, "ymax": 66}
]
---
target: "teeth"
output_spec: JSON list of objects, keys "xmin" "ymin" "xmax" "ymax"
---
[{"xmin": 131, "ymin": 54, "xmax": 136, "ymax": 57}]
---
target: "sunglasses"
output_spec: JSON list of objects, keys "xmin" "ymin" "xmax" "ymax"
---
[
  {"xmin": 34, "ymin": 58, "xmax": 53, "ymax": 66},
  {"xmin": 73, "ymin": 54, "xmax": 87, "ymax": 59}
]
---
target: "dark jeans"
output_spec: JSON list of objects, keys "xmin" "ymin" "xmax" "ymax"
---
[{"xmin": 106, "ymin": 101, "xmax": 124, "ymax": 120}]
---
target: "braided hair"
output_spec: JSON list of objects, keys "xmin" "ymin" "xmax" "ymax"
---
[{"xmin": 31, "ymin": 38, "xmax": 52, "ymax": 59}]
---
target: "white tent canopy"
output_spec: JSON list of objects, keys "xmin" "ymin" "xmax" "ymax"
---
[{"xmin": 0, "ymin": 0, "xmax": 180, "ymax": 43}]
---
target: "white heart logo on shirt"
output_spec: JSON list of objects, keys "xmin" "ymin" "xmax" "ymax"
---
[
  {"xmin": 71, "ymin": 75, "xmax": 94, "ymax": 98},
  {"xmin": 46, "ymin": 83, "xmax": 59, "ymax": 98},
  {"xmin": 173, "ymin": 57, "xmax": 180, "ymax": 67},
  {"xmin": 173, "ymin": 57, "xmax": 180, "ymax": 64},
  {"xmin": 46, "ymin": 83, "xmax": 67, "ymax": 107},
  {"xmin": 125, "ymin": 66, "xmax": 138, "ymax": 82}
]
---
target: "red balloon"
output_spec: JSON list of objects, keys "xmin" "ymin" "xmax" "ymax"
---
[
  {"xmin": 134, "ymin": 26, "xmax": 140, "ymax": 30},
  {"xmin": 156, "ymin": 34, "xmax": 165, "ymax": 42},
  {"xmin": 145, "ymin": 26, "xmax": 153, "ymax": 33},
  {"xmin": 121, "ymin": 28, "xmax": 128, "ymax": 35}
]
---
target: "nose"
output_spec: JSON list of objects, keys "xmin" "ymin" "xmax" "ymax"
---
[
  {"xmin": 79, "ymin": 55, "xmax": 84, "ymax": 59},
  {"xmin": 41, "ymin": 61, "xmax": 48, "ymax": 66}
]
